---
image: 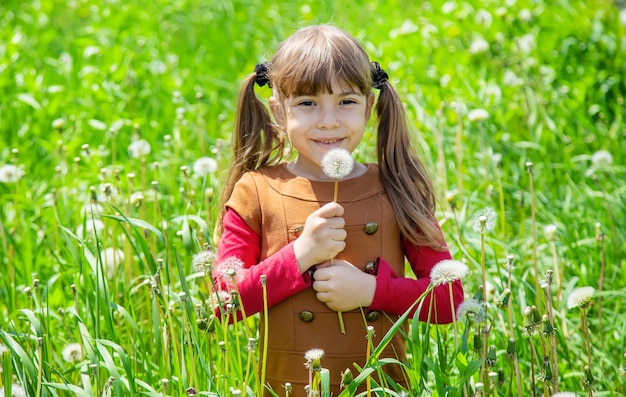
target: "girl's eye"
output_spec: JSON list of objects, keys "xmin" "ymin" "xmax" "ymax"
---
[
  {"xmin": 340, "ymin": 99, "xmax": 357, "ymax": 105},
  {"xmin": 298, "ymin": 100, "xmax": 316, "ymax": 107}
]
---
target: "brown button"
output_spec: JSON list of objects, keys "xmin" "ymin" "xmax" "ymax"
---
[
  {"xmin": 294, "ymin": 225, "xmax": 304, "ymax": 237},
  {"xmin": 299, "ymin": 311, "xmax": 314, "ymax": 323},
  {"xmin": 364, "ymin": 222, "xmax": 378, "ymax": 235},
  {"xmin": 366, "ymin": 310, "xmax": 380, "ymax": 322}
]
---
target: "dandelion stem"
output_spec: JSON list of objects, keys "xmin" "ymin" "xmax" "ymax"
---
[
  {"xmin": 332, "ymin": 178, "xmax": 346, "ymax": 334},
  {"xmin": 448, "ymin": 283, "xmax": 459, "ymax": 350},
  {"xmin": 36, "ymin": 337, "xmax": 43, "ymax": 397},
  {"xmin": 528, "ymin": 332, "xmax": 537, "ymax": 397},
  {"xmin": 505, "ymin": 257, "xmax": 522, "ymax": 397},
  {"xmin": 260, "ymin": 275, "xmax": 269, "ymax": 396},
  {"xmin": 596, "ymin": 225, "xmax": 605, "ymax": 346},
  {"xmin": 526, "ymin": 162, "xmax": 541, "ymax": 309},
  {"xmin": 543, "ymin": 273, "xmax": 559, "ymax": 392},
  {"xmin": 455, "ymin": 104, "xmax": 464, "ymax": 196},
  {"xmin": 479, "ymin": 229, "xmax": 490, "ymax": 392}
]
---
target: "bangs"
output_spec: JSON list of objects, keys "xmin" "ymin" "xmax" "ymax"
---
[{"xmin": 278, "ymin": 57, "xmax": 370, "ymax": 97}]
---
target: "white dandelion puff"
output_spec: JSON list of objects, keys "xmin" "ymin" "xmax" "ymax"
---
[
  {"xmin": 130, "ymin": 191, "xmax": 145, "ymax": 207},
  {"xmin": 304, "ymin": 348, "xmax": 325, "ymax": 371},
  {"xmin": 192, "ymin": 250, "xmax": 216, "ymax": 273},
  {"xmin": 516, "ymin": 34, "xmax": 536, "ymax": 54},
  {"xmin": 0, "ymin": 384, "xmax": 27, "ymax": 397},
  {"xmin": 469, "ymin": 37, "xmax": 489, "ymax": 54},
  {"xmin": 321, "ymin": 148, "xmax": 354, "ymax": 180},
  {"xmin": 210, "ymin": 290, "xmax": 231, "ymax": 311},
  {"xmin": 544, "ymin": 224, "xmax": 558, "ymax": 241},
  {"xmin": 503, "ymin": 70, "xmax": 522, "ymax": 86},
  {"xmin": 551, "ymin": 393, "xmax": 578, "ymax": 397},
  {"xmin": 101, "ymin": 248, "xmax": 124, "ymax": 279},
  {"xmin": 591, "ymin": 150, "xmax": 612, "ymax": 168},
  {"xmin": 128, "ymin": 139, "xmax": 151, "ymax": 158},
  {"xmin": 468, "ymin": 108, "xmax": 489, "ymax": 122},
  {"xmin": 81, "ymin": 202, "xmax": 104, "ymax": 216},
  {"xmin": 216, "ymin": 256, "xmax": 244, "ymax": 286},
  {"xmin": 62, "ymin": 342, "xmax": 83, "ymax": 363},
  {"xmin": 472, "ymin": 208, "xmax": 497, "ymax": 233},
  {"xmin": 475, "ymin": 9, "xmax": 493, "ymax": 28},
  {"xmin": 456, "ymin": 299, "xmax": 486, "ymax": 323},
  {"xmin": 441, "ymin": 1, "xmax": 457, "ymax": 14},
  {"xmin": 52, "ymin": 118, "xmax": 66, "ymax": 129},
  {"xmin": 518, "ymin": 9, "xmax": 533, "ymax": 22},
  {"xmin": 0, "ymin": 164, "xmax": 22, "ymax": 183},
  {"xmin": 430, "ymin": 259, "xmax": 469, "ymax": 286},
  {"xmin": 567, "ymin": 286, "xmax": 595, "ymax": 309},
  {"xmin": 193, "ymin": 156, "xmax": 218, "ymax": 177},
  {"xmin": 76, "ymin": 219, "xmax": 105, "ymax": 238}
]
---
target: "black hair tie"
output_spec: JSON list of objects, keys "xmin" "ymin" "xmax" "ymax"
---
[
  {"xmin": 254, "ymin": 62, "xmax": 271, "ymax": 87},
  {"xmin": 371, "ymin": 61, "xmax": 388, "ymax": 89}
]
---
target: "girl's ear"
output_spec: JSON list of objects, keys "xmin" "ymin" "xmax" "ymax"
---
[{"xmin": 269, "ymin": 96, "xmax": 285, "ymax": 130}]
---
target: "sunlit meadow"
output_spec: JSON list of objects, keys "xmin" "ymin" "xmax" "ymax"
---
[{"xmin": 1, "ymin": 0, "xmax": 625, "ymax": 396}]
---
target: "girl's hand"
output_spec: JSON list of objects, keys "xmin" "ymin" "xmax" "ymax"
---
[
  {"xmin": 293, "ymin": 202, "xmax": 346, "ymax": 273},
  {"xmin": 312, "ymin": 260, "xmax": 376, "ymax": 311}
]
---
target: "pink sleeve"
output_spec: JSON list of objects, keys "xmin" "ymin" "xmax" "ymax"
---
[
  {"xmin": 368, "ymin": 238, "xmax": 464, "ymax": 324},
  {"xmin": 214, "ymin": 208, "xmax": 311, "ymax": 317}
]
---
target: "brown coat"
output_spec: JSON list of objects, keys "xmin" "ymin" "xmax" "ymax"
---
[{"xmin": 227, "ymin": 163, "xmax": 408, "ymax": 396}]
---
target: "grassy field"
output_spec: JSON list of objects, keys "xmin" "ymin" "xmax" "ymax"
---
[{"xmin": 0, "ymin": 0, "xmax": 624, "ymax": 396}]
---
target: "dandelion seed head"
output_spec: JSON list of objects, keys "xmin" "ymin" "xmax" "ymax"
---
[
  {"xmin": 76, "ymin": 219, "xmax": 105, "ymax": 238},
  {"xmin": 516, "ymin": 33, "xmax": 536, "ymax": 54},
  {"xmin": 128, "ymin": 138, "xmax": 151, "ymax": 158},
  {"xmin": 102, "ymin": 247, "xmax": 124, "ymax": 279},
  {"xmin": 591, "ymin": 150, "xmax": 612, "ymax": 168},
  {"xmin": 456, "ymin": 299, "xmax": 486, "ymax": 323},
  {"xmin": 81, "ymin": 202, "xmax": 104, "ymax": 216},
  {"xmin": 544, "ymin": 224, "xmax": 557, "ymax": 241},
  {"xmin": 130, "ymin": 191, "xmax": 145, "ymax": 207},
  {"xmin": 192, "ymin": 250, "xmax": 216, "ymax": 273},
  {"xmin": 430, "ymin": 259, "xmax": 469, "ymax": 286},
  {"xmin": 52, "ymin": 118, "xmax": 66, "ymax": 129},
  {"xmin": 193, "ymin": 156, "xmax": 218, "ymax": 177},
  {"xmin": 469, "ymin": 38, "xmax": 489, "ymax": 55},
  {"xmin": 0, "ymin": 384, "xmax": 27, "ymax": 397},
  {"xmin": 472, "ymin": 208, "xmax": 496, "ymax": 233},
  {"xmin": 503, "ymin": 70, "xmax": 522, "ymax": 87},
  {"xmin": 62, "ymin": 342, "xmax": 83, "ymax": 363},
  {"xmin": 567, "ymin": 286, "xmax": 595, "ymax": 309},
  {"xmin": 475, "ymin": 9, "xmax": 493, "ymax": 28},
  {"xmin": 468, "ymin": 108, "xmax": 489, "ymax": 122},
  {"xmin": 321, "ymin": 148, "xmax": 354, "ymax": 180},
  {"xmin": 0, "ymin": 164, "xmax": 22, "ymax": 183},
  {"xmin": 304, "ymin": 348, "xmax": 325, "ymax": 371},
  {"xmin": 441, "ymin": 1, "xmax": 457, "ymax": 14},
  {"xmin": 551, "ymin": 393, "xmax": 577, "ymax": 397},
  {"xmin": 210, "ymin": 290, "xmax": 231, "ymax": 311},
  {"xmin": 216, "ymin": 256, "xmax": 244, "ymax": 282}
]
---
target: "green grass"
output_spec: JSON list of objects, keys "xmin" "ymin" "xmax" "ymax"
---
[{"xmin": 1, "ymin": 0, "xmax": 625, "ymax": 395}]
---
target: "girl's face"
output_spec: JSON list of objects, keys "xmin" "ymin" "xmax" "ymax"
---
[{"xmin": 271, "ymin": 79, "xmax": 374, "ymax": 180}]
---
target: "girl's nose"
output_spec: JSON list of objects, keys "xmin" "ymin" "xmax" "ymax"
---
[{"xmin": 318, "ymin": 107, "xmax": 340, "ymax": 129}]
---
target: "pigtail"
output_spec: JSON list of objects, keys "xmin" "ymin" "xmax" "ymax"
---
[
  {"xmin": 375, "ymin": 80, "xmax": 446, "ymax": 250},
  {"xmin": 216, "ymin": 69, "xmax": 284, "ymax": 237}
]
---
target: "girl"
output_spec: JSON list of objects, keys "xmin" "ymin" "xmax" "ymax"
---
[{"xmin": 214, "ymin": 24, "xmax": 463, "ymax": 396}]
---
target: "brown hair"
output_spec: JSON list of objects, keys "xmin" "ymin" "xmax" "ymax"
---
[{"xmin": 217, "ymin": 25, "xmax": 444, "ymax": 250}]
